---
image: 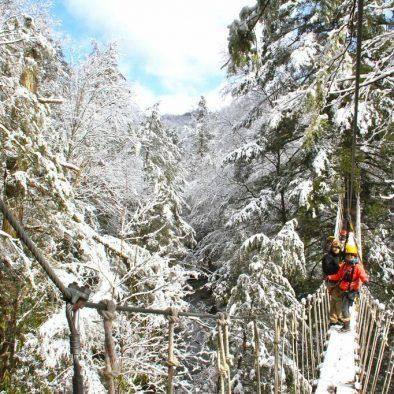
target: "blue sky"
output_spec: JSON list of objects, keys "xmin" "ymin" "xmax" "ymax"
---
[{"xmin": 50, "ymin": 0, "xmax": 254, "ymax": 114}]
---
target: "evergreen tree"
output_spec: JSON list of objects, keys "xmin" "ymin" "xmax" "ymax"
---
[
  {"xmin": 194, "ymin": 96, "xmax": 211, "ymax": 157},
  {"xmin": 224, "ymin": 0, "xmax": 393, "ymax": 290},
  {"xmin": 126, "ymin": 106, "xmax": 196, "ymax": 259},
  {"xmin": 0, "ymin": 10, "xmax": 194, "ymax": 391}
]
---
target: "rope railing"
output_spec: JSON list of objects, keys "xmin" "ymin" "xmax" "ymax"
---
[
  {"xmin": 355, "ymin": 287, "xmax": 393, "ymax": 393},
  {"xmin": 273, "ymin": 283, "xmax": 331, "ymax": 393}
]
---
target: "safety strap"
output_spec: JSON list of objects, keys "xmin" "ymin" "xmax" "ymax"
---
[{"xmin": 347, "ymin": 264, "xmax": 356, "ymax": 292}]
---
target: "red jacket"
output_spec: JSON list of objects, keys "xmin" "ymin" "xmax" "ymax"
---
[{"xmin": 327, "ymin": 262, "xmax": 368, "ymax": 291}]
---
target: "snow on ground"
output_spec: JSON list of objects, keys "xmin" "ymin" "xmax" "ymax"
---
[{"xmin": 316, "ymin": 307, "xmax": 357, "ymax": 393}]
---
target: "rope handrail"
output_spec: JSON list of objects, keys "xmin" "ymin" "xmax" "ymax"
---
[{"xmin": 355, "ymin": 287, "xmax": 393, "ymax": 393}]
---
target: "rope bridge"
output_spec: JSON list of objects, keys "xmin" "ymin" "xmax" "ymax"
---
[
  {"xmin": 1, "ymin": 2, "xmax": 393, "ymax": 392},
  {"xmin": 1, "ymin": 190, "xmax": 393, "ymax": 393}
]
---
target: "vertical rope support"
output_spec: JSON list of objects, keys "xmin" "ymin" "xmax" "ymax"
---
[
  {"xmin": 253, "ymin": 320, "xmax": 262, "ymax": 394},
  {"xmin": 324, "ymin": 286, "xmax": 330, "ymax": 355},
  {"xmin": 359, "ymin": 304, "xmax": 376, "ymax": 384},
  {"xmin": 279, "ymin": 314, "xmax": 288, "ymax": 393},
  {"xmin": 307, "ymin": 301, "xmax": 316, "ymax": 377},
  {"xmin": 303, "ymin": 311, "xmax": 311, "ymax": 385},
  {"xmin": 98, "ymin": 300, "xmax": 118, "ymax": 394},
  {"xmin": 355, "ymin": 288, "xmax": 366, "ymax": 386},
  {"xmin": 274, "ymin": 316, "xmax": 280, "ymax": 394},
  {"xmin": 382, "ymin": 348, "xmax": 393, "ymax": 394},
  {"xmin": 370, "ymin": 312, "xmax": 392, "ymax": 393},
  {"xmin": 312, "ymin": 296, "xmax": 321, "ymax": 362},
  {"xmin": 316, "ymin": 294, "xmax": 324, "ymax": 352},
  {"xmin": 319, "ymin": 289, "xmax": 326, "ymax": 342},
  {"xmin": 166, "ymin": 307, "xmax": 179, "ymax": 394},
  {"xmin": 290, "ymin": 313, "xmax": 298, "ymax": 393},
  {"xmin": 358, "ymin": 292, "xmax": 370, "ymax": 368},
  {"xmin": 222, "ymin": 314, "xmax": 232, "ymax": 394},
  {"xmin": 361, "ymin": 307, "xmax": 381, "ymax": 393},
  {"xmin": 300, "ymin": 302, "xmax": 308, "ymax": 391},
  {"xmin": 355, "ymin": 193, "xmax": 362, "ymax": 261},
  {"xmin": 66, "ymin": 303, "xmax": 84, "ymax": 394},
  {"xmin": 217, "ymin": 313, "xmax": 229, "ymax": 394}
]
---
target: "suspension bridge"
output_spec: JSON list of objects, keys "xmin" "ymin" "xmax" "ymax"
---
[
  {"xmin": 1, "ymin": 0, "xmax": 393, "ymax": 392},
  {"xmin": 0, "ymin": 193, "xmax": 393, "ymax": 393}
]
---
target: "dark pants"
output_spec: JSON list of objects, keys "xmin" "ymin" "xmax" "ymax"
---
[{"xmin": 341, "ymin": 291, "xmax": 358, "ymax": 322}]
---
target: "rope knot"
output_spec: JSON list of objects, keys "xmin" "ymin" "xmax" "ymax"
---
[
  {"xmin": 103, "ymin": 367, "xmax": 120, "ymax": 378},
  {"xmin": 98, "ymin": 299, "xmax": 117, "ymax": 321},
  {"xmin": 166, "ymin": 307, "xmax": 179, "ymax": 323},
  {"xmin": 166, "ymin": 356, "xmax": 180, "ymax": 368},
  {"xmin": 218, "ymin": 362, "xmax": 229, "ymax": 377}
]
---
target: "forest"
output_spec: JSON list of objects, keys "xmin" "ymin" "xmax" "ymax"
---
[{"xmin": 0, "ymin": 0, "xmax": 392, "ymax": 392}]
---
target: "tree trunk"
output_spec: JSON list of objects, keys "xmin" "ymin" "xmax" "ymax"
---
[{"xmin": 2, "ymin": 157, "xmax": 25, "ymax": 237}]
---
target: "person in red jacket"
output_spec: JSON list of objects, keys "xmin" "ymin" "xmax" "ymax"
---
[{"xmin": 327, "ymin": 244, "xmax": 368, "ymax": 331}]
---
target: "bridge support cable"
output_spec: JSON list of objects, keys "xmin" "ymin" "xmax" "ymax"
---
[
  {"xmin": 348, "ymin": 0, "xmax": 364, "ymax": 220},
  {"xmin": 0, "ymin": 197, "xmax": 71, "ymax": 299}
]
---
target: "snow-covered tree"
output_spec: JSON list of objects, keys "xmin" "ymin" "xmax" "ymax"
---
[
  {"xmin": 193, "ymin": 96, "xmax": 211, "ymax": 157},
  {"xmin": 224, "ymin": 0, "xmax": 393, "ymax": 288},
  {"xmin": 50, "ymin": 42, "xmax": 141, "ymax": 234},
  {"xmin": 126, "ymin": 106, "xmax": 196, "ymax": 259},
  {"xmin": 0, "ymin": 10, "xmax": 193, "ymax": 392}
]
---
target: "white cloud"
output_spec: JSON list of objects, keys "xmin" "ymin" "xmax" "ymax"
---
[
  {"xmin": 133, "ymin": 81, "xmax": 231, "ymax": 115},
  {"xmin": 64, "ymin": 0, "xmax": 255, "ymax": 113}
]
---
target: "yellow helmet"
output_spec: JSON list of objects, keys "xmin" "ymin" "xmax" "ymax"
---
[{"xmin": 345, "ymin": 244, "xmax": 358, "ymax": 255}]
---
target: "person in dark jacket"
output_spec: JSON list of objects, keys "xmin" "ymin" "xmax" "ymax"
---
[
  {"xmin": 322, "ymin": 239, "xmax": 342, "ymax": 276},
  {"xmin": 322, "ymin": 239, "xmax": 343, "ymax": 326}
]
